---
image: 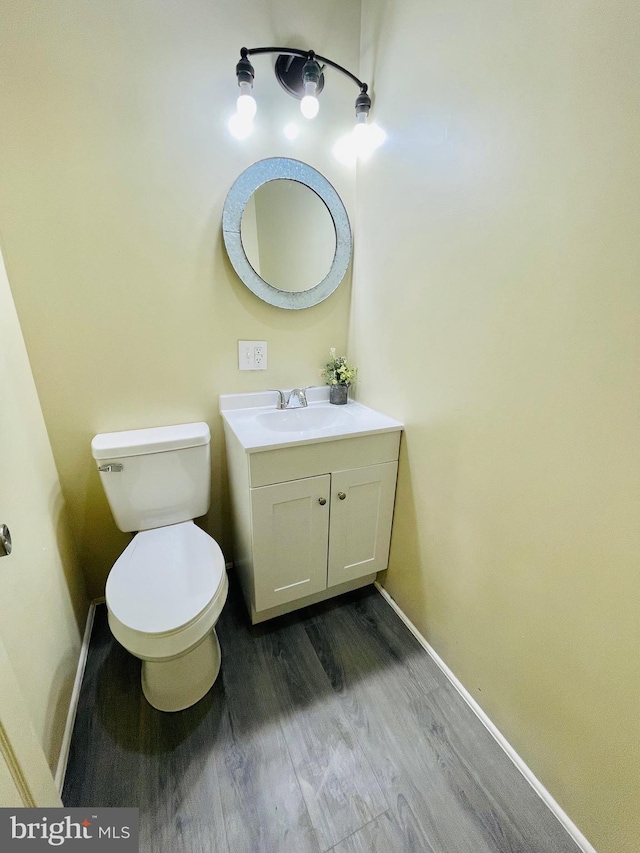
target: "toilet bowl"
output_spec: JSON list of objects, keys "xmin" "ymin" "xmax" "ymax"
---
[
  {"xmin": 106, "ymin": 521, "xmax": 228, "ymax": 712},
  {"xmin": 92, "ymin": 422, "xmax": 228, "ymax": 712}
]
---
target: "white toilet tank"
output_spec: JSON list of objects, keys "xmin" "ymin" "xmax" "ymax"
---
[{"xmin": 91, "ymin": 422, "xmax": 211, "ymax": 532}]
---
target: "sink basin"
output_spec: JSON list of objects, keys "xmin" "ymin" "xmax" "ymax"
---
[
  {"xmin": 256, "ymin": 405, "xmax": 344, "ymax": 433},
  {"xmin": 220, "ymin": 388, "xmax": 403, "ymax": 451}
]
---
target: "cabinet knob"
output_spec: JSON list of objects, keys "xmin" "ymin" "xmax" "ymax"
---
[
  {"xmin": 338, "ymin": 492, "xmax": 346, "ymax": 500},
  {"xmin": 318, "ymin": 497, "xmax": 327, "ymax": 506}
]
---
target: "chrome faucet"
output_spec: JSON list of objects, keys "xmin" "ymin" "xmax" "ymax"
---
[
  {"xmin": 269, "ymin": 388, "xmax": 308, "ymax": 409},
  {"xmin": 270, "ymin": 389, "xmax": 287, "ymax": 409},
  {"xmin": 287, "ymin": 388, "xmax": 308, "ymax": 409}
]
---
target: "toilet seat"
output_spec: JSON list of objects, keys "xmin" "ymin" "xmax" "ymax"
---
[
  {"xmin": 108, "ymin": 572, "xmax": 228, "ymax": 663},
  {"xmin": 106, "ymin": 520, "xmax": 225, "ymax": 636}
]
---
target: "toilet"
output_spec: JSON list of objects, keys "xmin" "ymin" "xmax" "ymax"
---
[{"xmin": 91, "ymin": 422, "xmax": 228, "ymax": 712}]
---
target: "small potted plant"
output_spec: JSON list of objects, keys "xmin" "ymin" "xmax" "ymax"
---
[{"xmin": 321, "ymin": 348, "xmax": 358, "ymax": 405}]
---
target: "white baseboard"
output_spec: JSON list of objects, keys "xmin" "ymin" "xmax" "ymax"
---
[
  {"xmin": 55, "ymin": 600, "xmax": 98, "ymax": 794},
  {"xmin": 374, "ymin": 582, "xmax": 597, "ymax": 853}
]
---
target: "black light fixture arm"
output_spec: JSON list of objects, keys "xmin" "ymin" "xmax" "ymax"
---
[{"xmin": 239, "ymin": 46, "xmax": 369, "ymax": 94}]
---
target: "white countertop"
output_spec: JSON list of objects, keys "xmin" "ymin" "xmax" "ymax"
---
[{"xmin": 219, "ymin": 387, "xmax": 403, "ymax": 453}]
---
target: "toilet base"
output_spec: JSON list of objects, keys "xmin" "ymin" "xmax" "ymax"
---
[{"xmin": 141, "ymin": 629, "xmax": 221, "ymax": 712}]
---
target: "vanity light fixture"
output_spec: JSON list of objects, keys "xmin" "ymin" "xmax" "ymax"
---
[{"xmin": 229, "ymin": 46, "xmax": 386, "ymax": 162}]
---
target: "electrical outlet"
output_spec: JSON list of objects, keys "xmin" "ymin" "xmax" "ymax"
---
[
  {"xmin": 238, "ymin": 340, "xmax": 268, "ymax": 371},
  {"xmin": 254, "ymin": 344, "xmax": 266, "ymax": 368}
]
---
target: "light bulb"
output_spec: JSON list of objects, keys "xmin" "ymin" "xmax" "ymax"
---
[
  {"xmin": 300, "ymin": 95, "xmax": 319, "ymax": 119},
  {"xmin": 367, "ymin": 122, "xmax": 386, "ymax": 152},
  {"xmin": 236, "ymin": 80, "xmax": 256, "ymax": 119},
  {"xmin": 351, "ymin": 118, "xmax": 386, "ymax": 161},
  {"xmin": 237, "ymin": 93, "xmax": 257, "ymax": 119},
  {"xmin": 334, "ymin": 118, "xmax": 386, "ymax": 165},
  {"xmin": 283, "ymin": 122, "xmax": 300, "ymax": 140},
  {"xmin": 228, "ymin": 112, "xmax": 253, "ymax": 140},
  {"xmin": 300, "ymin": 81, "xmax": 319, "ymax": 119}
]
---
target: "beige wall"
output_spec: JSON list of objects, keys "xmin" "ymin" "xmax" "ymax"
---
[
  {"xmin": 353, "ymin": 2, "xmax": 639, "ymax": 852},
  {"xmin": 0, "ymin": 244, "xmax": 87, "ymax": 774},
  {"xmin": 0, "ymin": 0, "xmax": 360, "ymax": 597}
]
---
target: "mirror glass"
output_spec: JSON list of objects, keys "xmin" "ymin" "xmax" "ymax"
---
[
  {"xmin": 241, "ymin": 180, "xmax": 336, "ymax": 293},
  {"xmin": 223, "ymin": 158, "xmax": 352, "ymax": 310}
]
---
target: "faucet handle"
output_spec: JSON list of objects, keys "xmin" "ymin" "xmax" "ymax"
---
[
  {"xmin": 289, "ymin": 387, "xmax": 309, "ymax": 407},
  {"xmin": 269, "ymin": 389, "xmax": 288, "ymax": 409}
]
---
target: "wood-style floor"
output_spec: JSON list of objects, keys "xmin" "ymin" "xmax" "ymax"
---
[{"xmin": 63, "ymin": 580, "xmax": 581, "ymax": 853}]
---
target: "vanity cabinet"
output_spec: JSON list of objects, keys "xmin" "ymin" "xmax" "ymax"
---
[
  {"xmin": 222, "ymin": 426, "xmax": 402, "ymax": 624},
  {"xmin": 252, "ymin": 461, "xmax": 398, "ymax": 612}
]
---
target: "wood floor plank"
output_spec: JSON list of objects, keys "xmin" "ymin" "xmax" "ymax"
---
[
  {"xmin": 303, "ymin": 591, "xmax": 582, "ymax": 853},
  {"xmin": 330, "ymin": 806, "xmax": 439, "ymax": 853},
  {"xmin": 293, "ymin": 599, "xmax": 500, "ymax": 852},
  {"xmin": 348, "ymin": 590, "xmax": 582, "ymax": 853},
  {"xmin": 63, "ymin": 607, "xmax": 230, "ymax": 853},
  {"xmin": 136, "ymin": 683, "xmax": 229, "ymax": 853},
  {"xmin": 214, "ymin": 587, "xmax": 321, "ymax": 853},
  {"xmin": 325, "ymin": 588, "xmax": 450, "ymax": 692},
  {"xmin": 62, "ymin": 608, "xmax": 148, "ymax": 809},
  {"xmin": 256, "ymin": 615, "xmax": 388, "ymax": 850},
  {"xmin": 63, "ymin": 584, "xmax": 583, "ymax": 853},
  {"xmin": 420, "ymin": 682, "xmax": 581, "ymax": 853}
]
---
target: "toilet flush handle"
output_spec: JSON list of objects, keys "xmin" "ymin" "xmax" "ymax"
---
[
  {"xmin": 0, "ymin": 524, "xmax": 12, "ymax": 557},
  {"xmin": 98, "ymin": 463, "xmax": 123, "ymax": 473}
]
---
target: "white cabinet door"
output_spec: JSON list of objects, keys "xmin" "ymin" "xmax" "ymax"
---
[
  {"xmin": 328, "ymin": 462, "xmax": 398, "ymax": 587},
  {"xmin": 252, "ymin": 474, "xmax": 330, "ymax": 611}
]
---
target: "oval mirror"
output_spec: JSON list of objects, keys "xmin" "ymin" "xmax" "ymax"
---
[{"xmin": 222, "ymin": 158, "xmax": 351, "ymax": 309}]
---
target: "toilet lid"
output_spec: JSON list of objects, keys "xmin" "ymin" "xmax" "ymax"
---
[{"xmin": 106, "ymin": 521, "xmax": 225, "ymax": 635}]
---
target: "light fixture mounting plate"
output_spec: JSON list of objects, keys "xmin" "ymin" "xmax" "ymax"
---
[{"xmin": 274, "ymin": 54, "xmax": 325, "ymax": 100}]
